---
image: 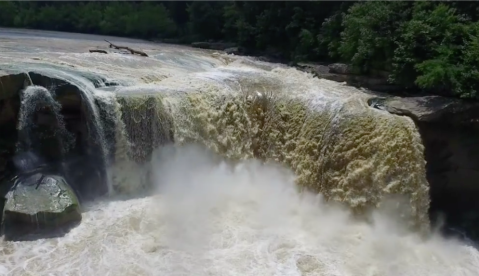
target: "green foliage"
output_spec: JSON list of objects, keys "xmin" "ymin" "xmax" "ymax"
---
[
  {"xmin": 396, "ymin": 4, "xmax": 478, "ymax": 98},
  {"xmin": 321, "ymin": 1, "xmax": 479, "ymax": 99},
  {"xmin": 0, "ymin": 2, "xmax": 17, "ymax": 27},
  {"xmin": 221, "ymin": 2, "xmax": 260, "ymax": 49},
  {"xmin": 1, "ymin": 2, "xmax": 177, "ymax": 39},
  {"xmin": 334, "ymin": 2, "xmax": 412, "ymax": 74},
  {"xmin": 295, "ymin": 29, "xmax": 316, "ymax": 61},
  {"xmin": 186, "ymin": 2, "xmax": 225, "ymax": 41},
  {"xmin": 0, "ymin": 1, "xmax": 479, "ymax": 99},
  {"xmin": 320, "ymin": 10, "xmax": 345, "ymax": 60}
]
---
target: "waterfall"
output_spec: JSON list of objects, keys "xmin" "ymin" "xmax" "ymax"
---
[
  {"xmin": 1, "ymin": 59, "xmax": 430, "ymax": 232},
  {"xmin": 17, "ymin": 85, "xmax": 74, "ymax": 161},
  {"xmin": 1, "ymin": 30, "xmax": 478, "ymax": 276},
  {"xmin": 6, "ymin": 65, "xmax": 429, "ymax": 231},
  {"xmin": 2, "ymin": 66, "xmax": 122, "ymax": 198},
  {"xmin": 112, "ymin": 75, "xmax": 428, "ymax": 233}
]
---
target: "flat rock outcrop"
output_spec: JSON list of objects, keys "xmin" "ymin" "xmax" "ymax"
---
[
  {"xmin": 296, "ymin": 62, "xmax": 401, "ymax": 92},
  {"xmin": 369, "ymin": 95, "xmax": 479, "ymax": 123}
]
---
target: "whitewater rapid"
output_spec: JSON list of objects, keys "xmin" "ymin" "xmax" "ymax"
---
[
  {"xmin": 1, "ymin": 145, "xmax": 479, "ymax": 276},
  {"xmin": 1, "ymin": 29, "xmax": 479, "ymax": 275}
]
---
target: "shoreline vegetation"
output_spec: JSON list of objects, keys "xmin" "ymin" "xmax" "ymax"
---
[{"xmin": 1, "ymin": 1, "xmax": 479, "ymax": 100}]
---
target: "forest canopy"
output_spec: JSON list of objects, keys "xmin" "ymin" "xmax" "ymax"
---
[{"xmin": 1, "ymin": 1, "xmax": 479, "ymax": 99}]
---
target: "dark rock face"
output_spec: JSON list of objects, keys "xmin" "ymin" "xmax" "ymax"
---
[
  {"xmin": 368, "ymin": 96, "xmax": 479, "ymax": 123},
  {"xmin": 369, "ymin": 95, "xmax": 479, "ymax": 241},
  {"xmin": 296, "ymin": 62, "xmax": 402, "ymax": 92},
  {"xmin": 0, "ymin": 70, "xmax": 31, "ymax": 101},
  {"xmin": 191, "ymin": 41, "xmax": 236, "ymax": 51},
  {"xmin": 2, "ymin": 173, "xmax": 81, "ymax": 240},
  {"xmin": 0, "ymin": 70, "xmax": 109, "ymax": 203},
  {"xmin": 224, "ymin": 47, "xmax": 243, "ymax": 55}
]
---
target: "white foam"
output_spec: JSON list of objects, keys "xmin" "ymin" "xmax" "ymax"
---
[{"xmin": 2, "ymin": 145, "xmax": 478, "ymax": 276}]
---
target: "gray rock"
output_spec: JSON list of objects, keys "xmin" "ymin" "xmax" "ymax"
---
[
  {"xmin": 296, "ymin": 63, "xmax": 330, "ymax": 74},
  {"xmin": 224, "ymin": 47, "xmax": 241, "ymax": 55},
  {"xmin": 369, "ymin": 95, "xmax": 479, "ymax": 123},
  {"xmin": 191, "ymin": 41, "xmax": 211, "ymax": 49},
  {"xmin": 2, "ymin": 173, "xmax": 81, "ymax": 240},
  {"xmin": 191, "ymin": 41, "xmax": 236, "ymax": 51},
  {"xmin": 295, "ymin": 63, "xmax": 401, "ymax": 92},
  {"xmin": 296, "ymin": 63, "xmax": 348, "ymax": 82},
  {"xmin": 328, "ymin": 63, "xmax": 352, "ymax": 75}
]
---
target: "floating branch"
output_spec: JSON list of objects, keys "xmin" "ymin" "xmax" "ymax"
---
[
  {"xmin": 89, "ymin": 49, "xmax": 108, "ymax": 54},
  {"xmin": 104, "ymin": 40, "xmax": 149, "ymax": 57}
]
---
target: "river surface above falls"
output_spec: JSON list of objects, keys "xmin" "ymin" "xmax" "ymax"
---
[{"xmin": 1, "ymin": 28, "xmax": 479, "ymax": 276}]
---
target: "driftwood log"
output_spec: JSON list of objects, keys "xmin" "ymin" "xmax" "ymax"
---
[
  {"xmin": 104, "ymin": 40, "xmax": 149, "ymax": 57},
  {"xmin": 89, "ymin": 49, "xmax": 108, "ymax": 54}
]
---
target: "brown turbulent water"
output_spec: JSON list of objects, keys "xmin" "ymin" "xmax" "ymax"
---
[{"xmin": 0, "ymin": 29, "xmax": 478, "ymax": 276}]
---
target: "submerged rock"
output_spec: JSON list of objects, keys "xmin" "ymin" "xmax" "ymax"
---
[{"xmin": 2, "ymin": 173, "xmax": 81, "ymax": 240}]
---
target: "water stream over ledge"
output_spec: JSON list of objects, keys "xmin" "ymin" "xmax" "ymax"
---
[{"xmin": 0, "ymin": 29, "xmax": 478, "ymax": 276}]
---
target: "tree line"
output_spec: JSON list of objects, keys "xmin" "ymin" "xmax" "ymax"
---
[{"xmin": 1, "ymin": 1, "xmax": 479, "ymax": 99}]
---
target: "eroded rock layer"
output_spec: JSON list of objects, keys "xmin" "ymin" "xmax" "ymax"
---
[{"xmin": 370, "ymin": 95, "xmax": 479, "ymax": 239}]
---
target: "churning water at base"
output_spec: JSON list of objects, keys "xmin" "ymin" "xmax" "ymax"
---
[{"xmin": 1, "ymin": 145, "xmax": 479, "ymax": 276}]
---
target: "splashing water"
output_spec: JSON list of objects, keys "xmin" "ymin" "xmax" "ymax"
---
[
  {"xmin": 17, "ymin": 85, "xmax": 74, "ymax": 157},
  {"xmin": 112, "ymin": 66, "xmax": 429, "ymax": 233},
  {"xmin": 1, "ymin": 145, "xmax": 479, "ymax": 276}
]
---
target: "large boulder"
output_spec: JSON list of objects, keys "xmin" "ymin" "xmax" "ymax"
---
[{"xmin": 2, "ymin": 173, "xmax": 82, "ymax": 240}]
